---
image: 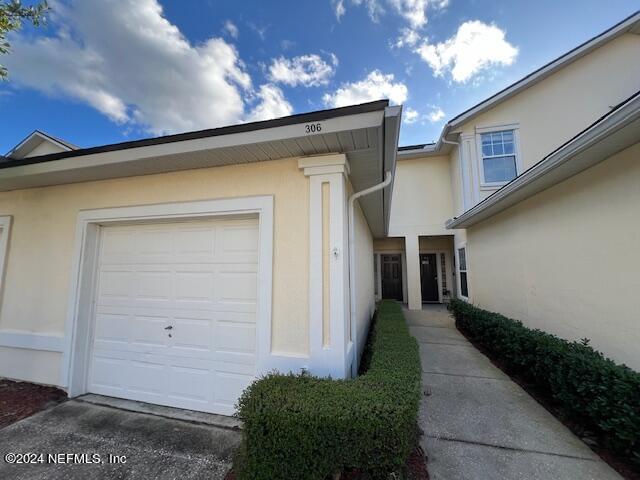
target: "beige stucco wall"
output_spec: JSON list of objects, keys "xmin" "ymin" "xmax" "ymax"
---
[
  {"xmin": 451, "ymin": 32, "xmax": 640, "ymax": 207},
  {"xmin": 353, "ymin": 201, "xmax": 374, "ymax": 361},
  {"xmin": 466, "ymin": 142, "xmax": 640, "ymax": 370},
  {"xmin": 0, "ymin": 157, "xmax": 309, "ymax": 385},
  {"xmin": 389, "ymin": 155, "xmax": 454, "ymax": 237}
]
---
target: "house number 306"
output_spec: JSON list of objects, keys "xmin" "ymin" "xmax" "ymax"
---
[{"xmin": 305, "ymin": 123, "xmax": 322, "ymax": 134}]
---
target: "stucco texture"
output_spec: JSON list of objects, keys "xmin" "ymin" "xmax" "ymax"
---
[
  {"xmin": 466, "ymin": 142, "xmax": 640, "ymax": 370},
  {"xmin": 0, "ymin": 157, "xmax": 309, "ymax": 385}
]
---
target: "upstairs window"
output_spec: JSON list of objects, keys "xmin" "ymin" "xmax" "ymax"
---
[{"xmin": 480, "ymin": 130, "xmax": 517, "ymax": 184}]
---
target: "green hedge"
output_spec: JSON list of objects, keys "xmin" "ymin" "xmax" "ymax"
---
[
  {"xmin": 449, "ymin": 299, "xmax": 640, "ymax": 464},
  {"xmin": 234, "ymin": 300, "xmax": 421, "ymax": 479}
]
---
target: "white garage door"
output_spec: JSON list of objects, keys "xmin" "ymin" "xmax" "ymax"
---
[{"xmin": 88, "ymin": 217, "xmax": 259, "ymax": 416}]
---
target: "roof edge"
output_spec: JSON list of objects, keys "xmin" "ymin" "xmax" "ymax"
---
[
  {"xmin": 447, "ymin": 10, "xmax": 640, "ymax": 130},
  {"xmin": 2, "ymin": 100, "xmax": 390, "ymax": 169},
  {"xmin": 446, "ymin": 89, "xmax": 640, "ymax": 229}
]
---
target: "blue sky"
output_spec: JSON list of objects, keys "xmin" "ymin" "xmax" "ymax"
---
[{"xmin": 1, "ymin": 0, "xmax": 637, "ymax": 153}]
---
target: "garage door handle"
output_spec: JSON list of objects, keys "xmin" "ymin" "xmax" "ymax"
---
[{"xmin": 164, "ymin": 326, "xmax": 173, "ymax": 330}]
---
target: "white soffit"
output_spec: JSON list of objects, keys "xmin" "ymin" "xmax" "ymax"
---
[{"xmin": 0, "ymin": 101, "xmax": 400, "ymax": 237}]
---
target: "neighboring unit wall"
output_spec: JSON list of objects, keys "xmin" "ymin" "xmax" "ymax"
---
[
  {"xmin": 466, "ymin": 142, "xmax": 640, "ymax": 370},
  {"xmin": 455, "ymin": 33, "xmax": 640, "ymax": 206},
  {"xmin": 0, "ymin": 157, "xmax": 309, "ymax": 385},
  {"xmin": 353, "ymin": 201, "xmax": 374, "ymax": 365},
  {"xmin": 388, "ymin": 155, "xmax": 454, "ymax": 237}
]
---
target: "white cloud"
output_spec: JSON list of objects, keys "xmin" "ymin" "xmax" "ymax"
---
[
  {"xmin": 403, "ymin": 107, "xmax": 419, "ymax": 124},
  {"xmin": 402, "ymin": 105, "xmax": 445, "ymax": 124},
  {"xmin": 426, "ymin": 106, "xmax": 445, "ymax": 122},
  {"xmin": 388, "ymin": 0, "xmax": 428, "ymax": 29},
  {"xmin": 323, "ymin": 70, "xmax": 408, "ymax": 107},
  {"xmin": 352, "ymin": 0, "xmax": 385, "ymax": 23},
  {"xmin": 268, "ymin": 54, "xmax": 337, "ymax": 87},
  {"xmin": 5, "ymin": 0, "xmax": 295, "ymax": 134},
  {"xmin": 333, "ymin": 0, "xmax": 346, "ymax": 20},
  {"xmin": 393, "ymin": 27, "xmax": 421, "ymax": 48},
  {"xmin": 246, "ymin": 84, "xmax": 293, "ymax": 122},
  {"xmin": 223, "ymin": 20, "xmax": 238, "ymax": 38},
  {"xmin": 344, "ymin": 0, "xmax": 448, "ymax": 28},
  {"xmin": 415, "ymin": 20, "xmax": 518, "ymax": 83}
]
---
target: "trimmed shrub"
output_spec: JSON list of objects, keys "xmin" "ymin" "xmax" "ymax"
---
[
  {"xmin": 449, "ymin": 299, "xmax": 640, "ymax": 464},
  {"xmin": 234, "ymin": 300, "xmax": 421, "ymax": 480}
]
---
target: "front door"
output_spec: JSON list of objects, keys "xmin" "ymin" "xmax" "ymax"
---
[
  {"xmin": 420, "ymin": 253, "xmax": 439, "ymax": 302},
  {"xmin": 381, "ymin": 254, "xmax": 403, "ymax": 301}
]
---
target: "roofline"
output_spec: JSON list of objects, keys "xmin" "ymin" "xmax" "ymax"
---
[
  {"xmin": 419, "ymin": 10, "xmax": 640, "ymax": 156},
  {"xmin": 446, "ymin": 89, "xmax": 640, "ymax": 229},
  {"xmin": 34, "ymin": 130, "xmax": 78, "ymax": 151},
  {"xmin": 5, "ymin": 130, "xmax": 77, "ymax": 158},
  {"xmin": 0, "ymin": 100, "xmax": 389, "ymax": 170},
  {"xmin": 397, "ymin": 143, "xmax": 433, "ymax": 151},
  {"xmin": 447, "ymin": 10, "xmax": 640, "ymax": 129}
]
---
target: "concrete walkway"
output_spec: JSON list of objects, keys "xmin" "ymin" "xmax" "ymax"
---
[{"xmin": 405, "ymin": 305, "xmax": 622, "ymax": 480}]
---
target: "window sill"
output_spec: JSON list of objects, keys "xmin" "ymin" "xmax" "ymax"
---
[{"xmin": 479, "ymin": 182, "xmax": 508, "ymax": 191}]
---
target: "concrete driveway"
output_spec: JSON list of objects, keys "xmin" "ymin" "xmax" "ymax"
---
[
  {"xmin": 406, "ymin": 304, "xmax": 622, "ymax": 480},
  {"xmin": 0, "ymin": 398, "xmax": 241, "ymax": 480}
]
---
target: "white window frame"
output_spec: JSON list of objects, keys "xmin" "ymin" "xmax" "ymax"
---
[
  {"xmin": 456, "ymin": 243, "xmax": 469, "ymax": 301},
  {"xmin": 475, "ymin": 124, "xmax": 522, "ymax": 190}
]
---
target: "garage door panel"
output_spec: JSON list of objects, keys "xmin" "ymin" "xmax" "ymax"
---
[
  {"xmin": 127, "ymin": 360, "xmax": 166, "ymax": 396},
  {"xmin": 175, "ymin": 272, "xmax": 215, "ymax": 302},
  {"xmin": 175, "ymin": 227, "xmax": 216, "ymax": 255},
  {"xmin": 135, "ymin": 229, "xmax": 173, "ymax": 256},
  {"xmin": 213, "ymin": 371, "xmax": 254, "ymax": 412},
  {"xmin": 89, "ymin": 217, "xmax": 259, "ymax": 415},
  {"xmin": 215, "ymin": 322, "xmax": 255, "ymax": 354},
  {"xmin": 168, "ymin": 365, "xmax": 212, "ymax": 404},
  {"xmin": 170, "ymin": 317, "xmax": 213, "ymax": 352},
  {"xmin": 130, "ymin": 315, "xmax": 171, "ymax": 350},
  {"xmin": 98, "ymin": 270, "xmax": 134, "ymax": 299},
  {"xmin": 94, "ymin": 312, "xmax": 130, "ymax": 346},
  {"xmin": 90, "ymin": 355, "xmax": 126, "ymax": 392},
  {"xmin": 218, "ymin": 271, "xmax": 258, "ymax": 304}
]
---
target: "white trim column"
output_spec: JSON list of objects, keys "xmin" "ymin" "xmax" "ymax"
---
[
  {"xmin": 405, "ymin": 235, "xmax": 422, "ymax": 310},
  {"xmin": 299, "ymin": 154, "xmax": 351, "ymax": 378}
]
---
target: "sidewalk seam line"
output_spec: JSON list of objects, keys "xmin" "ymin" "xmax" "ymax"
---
[{"xmin": 424, "ymin": 435, "xmax": 599, "ymax": 461}]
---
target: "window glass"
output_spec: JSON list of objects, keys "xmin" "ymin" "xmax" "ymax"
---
[
  {"xmin": 484, "ymin": 155, "xmax": 517, "ymax": 183},
  {"xmin": 480, "ymin": 130, "xmax": 517, "ymax": 183},
  {"xmin": 458, "ymin": 247, "xmax": 468, "ymax": 298},
  {"xmin": 460, "ymin": 272, "xmax": 468, "ymax": 297},
  {"xmin": 458, "ymin": 248, "xmax": 466, "ymax": 271}
]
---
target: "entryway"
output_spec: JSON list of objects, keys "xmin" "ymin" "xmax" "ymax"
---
[
  {"xmin": 381, "ymin": 254, "xmax": 403, "ymax": 301},
  {"xmin": 419, "ymin": 253, "xmax": 439, "ymax": 302}
]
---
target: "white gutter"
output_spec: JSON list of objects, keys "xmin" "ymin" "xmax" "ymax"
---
[{"xmin": 348, "ymin": 171, "xmax": 392, "ymax": 376}]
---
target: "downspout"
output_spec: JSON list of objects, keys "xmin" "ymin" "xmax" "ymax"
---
[{"xmin": 348, "ymin": 171, "xmax": 392, "ymax": 376}]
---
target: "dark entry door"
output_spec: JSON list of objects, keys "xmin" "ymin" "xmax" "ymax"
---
[
  {"xmin": 420, "ymin": 253, "xmax": 439, "ymax": 302},
  {"xmin": 381, "ymin": 254, "xmax": 403, "ymax": 301}
]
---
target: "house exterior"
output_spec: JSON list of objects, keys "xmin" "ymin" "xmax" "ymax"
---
[
  {"xmin": 376, "ymin": 11, "xmax": 640, "ymax": 370},
  {"xmin": 0, "ymin": 12, "xmax": 638, "ymax": 416},
  {"xmin": 0, "ymin": 103, "xmax": 401, "ymax": 415}
]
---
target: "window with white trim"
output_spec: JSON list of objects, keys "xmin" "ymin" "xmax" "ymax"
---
[
  {"xmin": 457, "ymin": 247, "xmax": 468, "ymax": 298},
  {"xmin": 480, "ymin": 130, "xmax": 517, "ymax": 184}
]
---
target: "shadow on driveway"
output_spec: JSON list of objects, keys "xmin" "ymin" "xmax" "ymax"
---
[{"xmin": 0, "ymin": 400, "xmax": 240, "ymax": 480}]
